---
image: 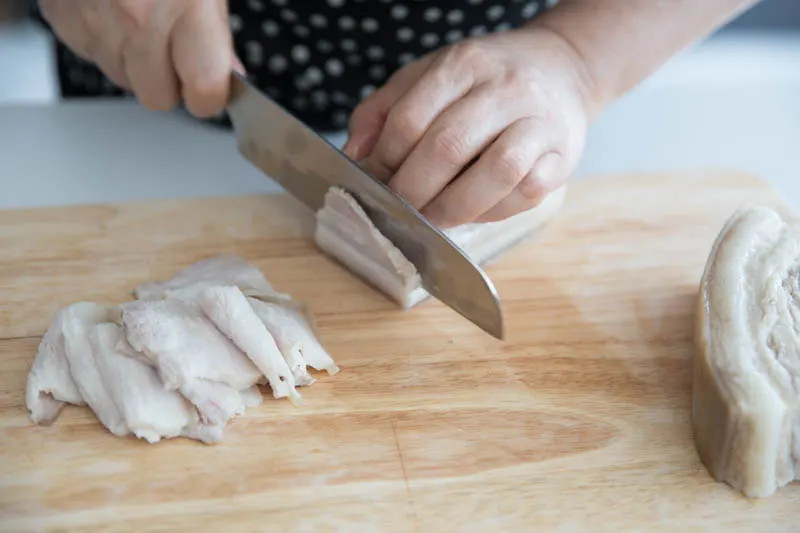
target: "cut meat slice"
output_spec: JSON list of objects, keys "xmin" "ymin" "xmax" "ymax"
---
[
  {"xmin": 121, "ymin": 297, "xmax": 265, "ymax": 425},
  {"xmin": 694, "ymin": 204, "xmax": 800, "ymax": 498},
  {"xmin": 195, "ymin": 285, "xmax": 301, "ymax": 404},
  {"xmin": 248, "ymin": 296, "xmax": 339, "ymax": 384},
  {"xmin": 25, "ymin": 255, "xmax": 339, "ymax": 445},
  {"xmin": 25, "ymin": 308, "xmax": 85, "ymax": 425},
  {"xmin": 61, "ymin": 302, "xmax": 128, "ymax": 437},
  {"xmin": 89, "ymin": 322, "xmax": 223, "ymax": 444},
  {"xmin": 313, "ymin": 186, "xmax": 567, "ymax": 308},
  {"xmin": 314, "ymin": 187, "xmax": 422, "ymax": 307},
  {"xmin": 134, "ymin": 254, "xmax": 276, "ymax": 300}
]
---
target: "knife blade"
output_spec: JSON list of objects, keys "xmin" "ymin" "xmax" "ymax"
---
[{"xmin": 226, "ymin": 73, "xmax": 504, "ymax": 339}]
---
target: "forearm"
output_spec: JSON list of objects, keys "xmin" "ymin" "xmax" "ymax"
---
[{"xmin": 533, "ymin": 0, "xmax": 763, "ymax": 118}]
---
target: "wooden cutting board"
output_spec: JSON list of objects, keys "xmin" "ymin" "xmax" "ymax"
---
[{"xmin": 1, "ymin": 170, "xmax": 798, "ymax": 533}]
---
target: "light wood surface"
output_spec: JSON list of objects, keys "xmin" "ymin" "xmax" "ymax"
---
[{"xmin": 1, "ymin": 170, "xmax": 798, "ymax": 532}]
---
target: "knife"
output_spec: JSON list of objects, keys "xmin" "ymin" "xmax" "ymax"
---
[{"xmin": 226, "ymin": 72, "xmax": 504, "ymax": 339}]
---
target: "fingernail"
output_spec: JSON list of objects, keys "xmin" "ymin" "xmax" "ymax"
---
[
  {"xmin": 343, "ymin": 137, "xmax": 367, "ymax": 161},
  {"xmin": 342, "ymin": 139, "xmax": 358, "ymax": 159},
  {"xmin": 231, "ymin": 53, "xmax": 246, "ymax": 75}
]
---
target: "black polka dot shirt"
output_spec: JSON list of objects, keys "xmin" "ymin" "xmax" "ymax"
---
[{"xmin": 37, "ymin": 0, "xmax": 555, "ymax": 133}]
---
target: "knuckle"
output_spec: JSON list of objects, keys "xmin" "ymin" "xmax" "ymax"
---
[
  {"xmin": 117, "ymin": 0, "xmax": 154, "ymax": 31},
  {"xmin": 449, "ymin": 41, "xmax": 487, "ymax": 70},
  {"xmin": 81, "ymin": 7, "xmax": 104, "ymax": 37},
  {"xmin": 349, "ymin": 101, "xmax": 374, "ymax": 129},
  {"xmin": 386, "ymin": 105, "xmax": 424, "ymax": 145},
  {"xmin": 431, "ymin": 128, "xmax": 469, "ymax": 165},
  {"xmin": 493, "ymin": 149, "xmax": 529, "ymax": 187},
  {"xmin": 498, "ymin": 70, "xmax": 532, "ymax": 94}
]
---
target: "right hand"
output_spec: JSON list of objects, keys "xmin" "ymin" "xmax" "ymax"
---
[{"xmin": 40, "ymin": 0, "xmax": 243, "ymax": 117}]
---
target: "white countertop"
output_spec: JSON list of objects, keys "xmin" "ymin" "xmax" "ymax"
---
[{"xmin": 1, "ymin": 23, "xmax": 799, "ymax": 211}]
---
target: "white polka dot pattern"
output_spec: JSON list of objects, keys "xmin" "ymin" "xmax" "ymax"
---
[{"xmin": 51, "ymin": 0, "xmax": 551, "ymax": 131}]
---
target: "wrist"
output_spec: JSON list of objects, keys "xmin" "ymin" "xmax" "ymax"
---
[{"xmin": 518, "ymin": 20, "xmax": 607, "ymax": 122}]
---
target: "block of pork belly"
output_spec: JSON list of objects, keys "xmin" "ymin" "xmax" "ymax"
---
[
  {"xmin": 313, "ymin": 186, "xmax": 567, "ymax": 308},
  {"xmin": 25, "ymin": 307, "xmax": 85, "ymax": 425},
  {"xmin": 693, "ymin": 204, "xmax": 800, "ymax": 498},
  {"xmin": 89, "ymin": 322, "xmax": 228, "ymax": 444},
  {"xmin": 121, "ymin": 297, "xmax": 267, "ymax": 425}
]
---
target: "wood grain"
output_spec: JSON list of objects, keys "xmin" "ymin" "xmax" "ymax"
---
[{"xmin": 1, "ymin": 170, "xmax": 798, "ymax": 533}]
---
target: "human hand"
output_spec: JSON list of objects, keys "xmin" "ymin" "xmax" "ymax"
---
[
  {"xmin": 39, "ymin": 0, "xmax": 242, "ymax": 117},
  {"xmin": 343, "ymin": 27, "xmax": 595, "ymax": 229}
]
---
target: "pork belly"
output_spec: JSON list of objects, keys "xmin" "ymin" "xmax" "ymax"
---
[
  {"xmin": 60, "ymin": 302, "xmax": 128, "ymax": 437},
  {"xmin": 26, "ymin": 255, "xmax": 339, "ymax": 445},
  {"xmin": 89, "ymin": 322, "xmax": 225, "ymax": 444},
  {"xmin": 694, "ymin": 204, "xmax": 800, "ymax": 498},
  {"xmin": 313, "ymin": 186, "xmax": 567, "ymax": 308},
  {"xmin": 121, "ymin": 297, "xmax": 265, "ymax": 425},
  {"xmin": 25, "ymin": 308, "xmax": 85, "ymax": 425}
]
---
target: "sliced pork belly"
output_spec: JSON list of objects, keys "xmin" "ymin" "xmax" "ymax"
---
[
  {"xmin": 89, "ymin": 322, "xmax": 226, "ymax": 444},
  {"xmin": 60, "ymin": 302, "xmax": 128, "ymax": 437},
  {"xmin": 25, "ymin": 308, "xmax": 85, "ymax": 425},
  {"xmin": 313, "ymin": 186, "xmax": 567, "ymax": 308},
  {"xmin": 121, "ymin": 297, "xmax": 265, "ymax": 425},
  {"xmin": 134, "ymin": 254, "xmax": 276, "ymax": 300},
  {"xmin": 248, "ymin": 296, "xmax": 339, "ymax": 381},
  {"xmin": 195, "ymin": 285, "xmax": 301, "ymax": 404},
  {"xmin": 26, "ymin": 255, "xmax": 339, "ymax": 445},
  {"xmin": 314, "ymin": 187, "xmax": 422, "ymax": 307}
]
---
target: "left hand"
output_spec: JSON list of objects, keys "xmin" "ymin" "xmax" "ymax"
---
[{"xmin": 342, "ymin": 26, "xmax": 595, "ymax": 229}]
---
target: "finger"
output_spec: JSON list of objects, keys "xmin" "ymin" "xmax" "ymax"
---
[
  {"xmin": 342, "ymin": 84, "xmax": 403, "ymax": 164},
  {"xmin": 387, "ymin": 83, "xmax": 518, "ymax": 212},
  {"xmin": 420, "ymin": 118, "xmax": 549, "ymax": 228},
  {"xmin": 171, "ymin": 0, "xmax": 233, "ymax": 118},
  {"xmin": 122, "ymin": 8, "xmax": 181, "ymax": 111},
  {"xmin": 343, "ymin": 56, "xmax": 434, "ymax": 164},
  {"xmin": 40, "ymin": 0, "xmax": 95, "ymax": 61},
  {"xmin": 82, "ymin": 2, "xmax": 132, "ymax": 90},
  {"xmin": 82, "ymin": 1, "xmax": 130, "ymax": 91},
  {"xmin": 367, "ymin": 46, "xmax": 481, "ymax": 175},
  {"xmin": 474, "ymin": 152, "xmax": 567, "ymax": 224},
  {"xmin": 94, "ymin": 52, "xmax": 132, "ymax": 91}
]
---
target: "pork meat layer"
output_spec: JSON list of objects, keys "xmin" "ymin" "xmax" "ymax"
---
[
  {"xmin": 313, "ymin": 186, "xmax": 566, "ymax": 308},
  {"xmin": 694, "ymin": 204, "xmax": 800, "ymax": 498}
]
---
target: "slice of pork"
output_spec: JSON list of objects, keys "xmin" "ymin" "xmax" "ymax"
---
[
  {"xmin": 60, "ymin": 302, "xmax": 129, "ymax": 437},
  {"xmin": 26, "ymin": 308, "xmax": 85, "ymax": 425},
  {"xmin": 247, "ymin": 296, "xmax": 339, "ymax": 383},
  {"xmin": 313, "ymin": 186, "xmax": 567, "ymax": 308},
  {"xmin": 694, "ymin": 204, "xmax": 800, "ymax": 498},
  {"xmin": 134, "ymin": 254, "xmax": 276, "ymax": 300},
  {"xmin": 314, "ymin": 188, "xmax": 423, "ymax": 308},
  {"xmin": 121, "ymin": 297, "xmax": 265, "ymax": 425},
  {"xmin": 195, "ymin": 285, "xmax": 301, "ymax": 404},
  {"xmin": 89, "ymin": 322, "xmax": 227, "ymax": 444}
]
